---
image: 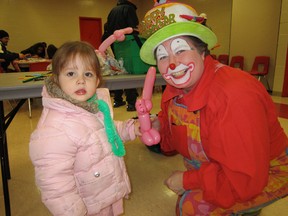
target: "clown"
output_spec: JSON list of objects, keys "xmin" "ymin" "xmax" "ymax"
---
[{"xmin": 138, "ymin": 1, "xmax": 288, "ymax": 215}]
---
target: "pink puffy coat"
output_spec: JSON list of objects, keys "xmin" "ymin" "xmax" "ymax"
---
[{"xmin": 29, "ymin": 87, "xmax": 135, "ymax": 216}]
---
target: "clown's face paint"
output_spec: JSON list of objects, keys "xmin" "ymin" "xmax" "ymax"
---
[{"xmin": 156, "ymin": 36, "xmax": 205, "ymax": 92}]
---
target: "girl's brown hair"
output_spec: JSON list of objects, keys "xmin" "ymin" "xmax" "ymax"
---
[{"xmin": 51, "ymin": 41, "xmax": 102, "ymax": 86}]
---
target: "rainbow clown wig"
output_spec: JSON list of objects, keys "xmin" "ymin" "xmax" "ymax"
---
[{"xmin": 139, "ymin": 0, "xmax": 217, "ymax": 65}]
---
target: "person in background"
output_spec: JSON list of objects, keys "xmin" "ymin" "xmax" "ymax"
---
[
  {"xmin": 139, "ymin": 1, "xmax": 288, "ymax": 215},
  {"xmin": 0, "ymin": 29, "xmax": 27, "ymax": 72},
  {"xmin": 46, "ymin": 44, "xmax": 58, "ymax": 71},
  {"xmin": 102, "ymin": 0, "xmax": 139, "ymax": 111},
  {"xmin": 46, "ymin": 44, "xmax": 58, "ymax": 59},
  {"xmin": 21, "ymin": 42, "xmax": 47, "ymax": 58},
  {"xmin": 29, "ymin": 41, "xmax": 141, "ymax": 216}
]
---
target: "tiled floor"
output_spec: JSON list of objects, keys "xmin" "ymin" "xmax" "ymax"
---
[{"xmin": 0, "ymin": 92, "xmax": 287, "ymax": 216}]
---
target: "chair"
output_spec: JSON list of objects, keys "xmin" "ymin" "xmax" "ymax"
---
[
  {"xmin": 230, "ymin": 56, "xmax": 244, "ymax": 70},
  {"xmin": 249, "ymin": 56, "xmax": 271, "ymax": 93},
  {"xmin": 27, "ymin": 61, "xmax": 51, "ymax": 117},
  {"xmin": 218, "ymin": 54, "xmax": 229, "ymax": 65}
]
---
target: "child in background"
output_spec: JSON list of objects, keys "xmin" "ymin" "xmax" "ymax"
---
[{"xmin": 29, "ymin": 41, "xmax": 141, "ymax": 216}]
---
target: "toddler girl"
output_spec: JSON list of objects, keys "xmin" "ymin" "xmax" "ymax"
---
[{"xmin": 30, "ymin": 41, "xmax": 140, "ymax": 216}]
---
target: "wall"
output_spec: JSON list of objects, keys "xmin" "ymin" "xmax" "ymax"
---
[
  {"xmin": 275, "ymin": 0, "xmax": 288, "ymax": 94},
  {"xmin": 230, "ymin": 0, "xmax": 282, "ymax": 92},
  {"xmin": 0, "ymin": 0, "xmax": 116, "ymax": 51}
]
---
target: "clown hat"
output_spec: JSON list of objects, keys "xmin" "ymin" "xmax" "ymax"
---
[{"xmin": 139, "ymin": 1, "xmax": 217, "ymax": 65}]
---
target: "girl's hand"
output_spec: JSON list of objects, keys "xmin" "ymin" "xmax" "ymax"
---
[
  {"xmin": 133, "ymin": 117, "xmax": 159, "ymax": 138},
  {"xmin": 134, "ymin": 120, "xmax": 142, "ymax": 137},
  {"xmin": 164, "ymin": 171, "xmax": 185, "ymax": 195},
  {"xmin": 151, "ymin": 116, "xmax": 160, "ymax": 131}
]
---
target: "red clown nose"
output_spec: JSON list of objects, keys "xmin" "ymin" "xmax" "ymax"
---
[{"xmin": 169, "ymin": 63, "xmax": 176, "ymax": 70}]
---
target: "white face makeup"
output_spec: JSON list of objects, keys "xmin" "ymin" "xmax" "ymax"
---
[
  {"xmin": 170, "ymin": 38, "xmax": 191, "ymax": 54},
  {"xmin": 156, "ymin": 36, "xmax": 205, "ymax": 91}
]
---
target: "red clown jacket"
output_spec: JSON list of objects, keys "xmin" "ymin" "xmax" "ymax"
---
[{"xmin": 158, "ymin": 55, "xmax": 288, "ymax": 208}]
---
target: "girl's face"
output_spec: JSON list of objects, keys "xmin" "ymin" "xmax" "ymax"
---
[
  {"xmin": 156, "ymin": 36, "xmax": 205, "ymax": 92},
  {"xmin": 58, "ymin": 55, "xmax": 99, "ymax": 102}
]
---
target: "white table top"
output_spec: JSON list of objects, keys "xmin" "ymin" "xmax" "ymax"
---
[{"xmin": 0, "ymin": 71, "xmax": 166, "ymax": 100}]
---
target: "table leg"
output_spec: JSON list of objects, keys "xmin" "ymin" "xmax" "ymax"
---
[
  {"xmin": 0, "ymin": 99, "xmax": 27, "ymax": 216},
  {"xmin": 0, "ymin": 101, "xmax": 11, "ymax": 216}
]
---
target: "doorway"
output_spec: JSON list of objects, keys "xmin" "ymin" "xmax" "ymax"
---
[{"xmin": 79, "ymin": 17, "xmax": 102, "ymax": 49}]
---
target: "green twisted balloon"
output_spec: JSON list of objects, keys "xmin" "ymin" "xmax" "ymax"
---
[{"xmin": 88, "ymin": 94, "xmax": 126, "ymax": 157}]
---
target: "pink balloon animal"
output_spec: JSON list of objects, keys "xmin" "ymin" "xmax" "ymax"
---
[
  {"xmin": 136, "ymin": 67, "xmax": 161, "ymax": 146},
  {"xmin": 98, "ymin": 28, "xmax": 160, "ymax": 145},
  {"xmin": 98, "ymin": 27, "xmax": 133, "ymax": 56}
]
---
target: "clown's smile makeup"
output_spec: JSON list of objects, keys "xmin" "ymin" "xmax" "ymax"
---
[{"xmin": 164, "ymin": 63, "xmax": 194, "ymax": 86}]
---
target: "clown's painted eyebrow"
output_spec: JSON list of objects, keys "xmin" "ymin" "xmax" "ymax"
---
[
  {"xmin": 170, "ymin": 38, "xmax": 191, "ymax": 54},
  {"xmin": 156, "ymin": 44, "xmax": 168, "ymax": 61}
]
